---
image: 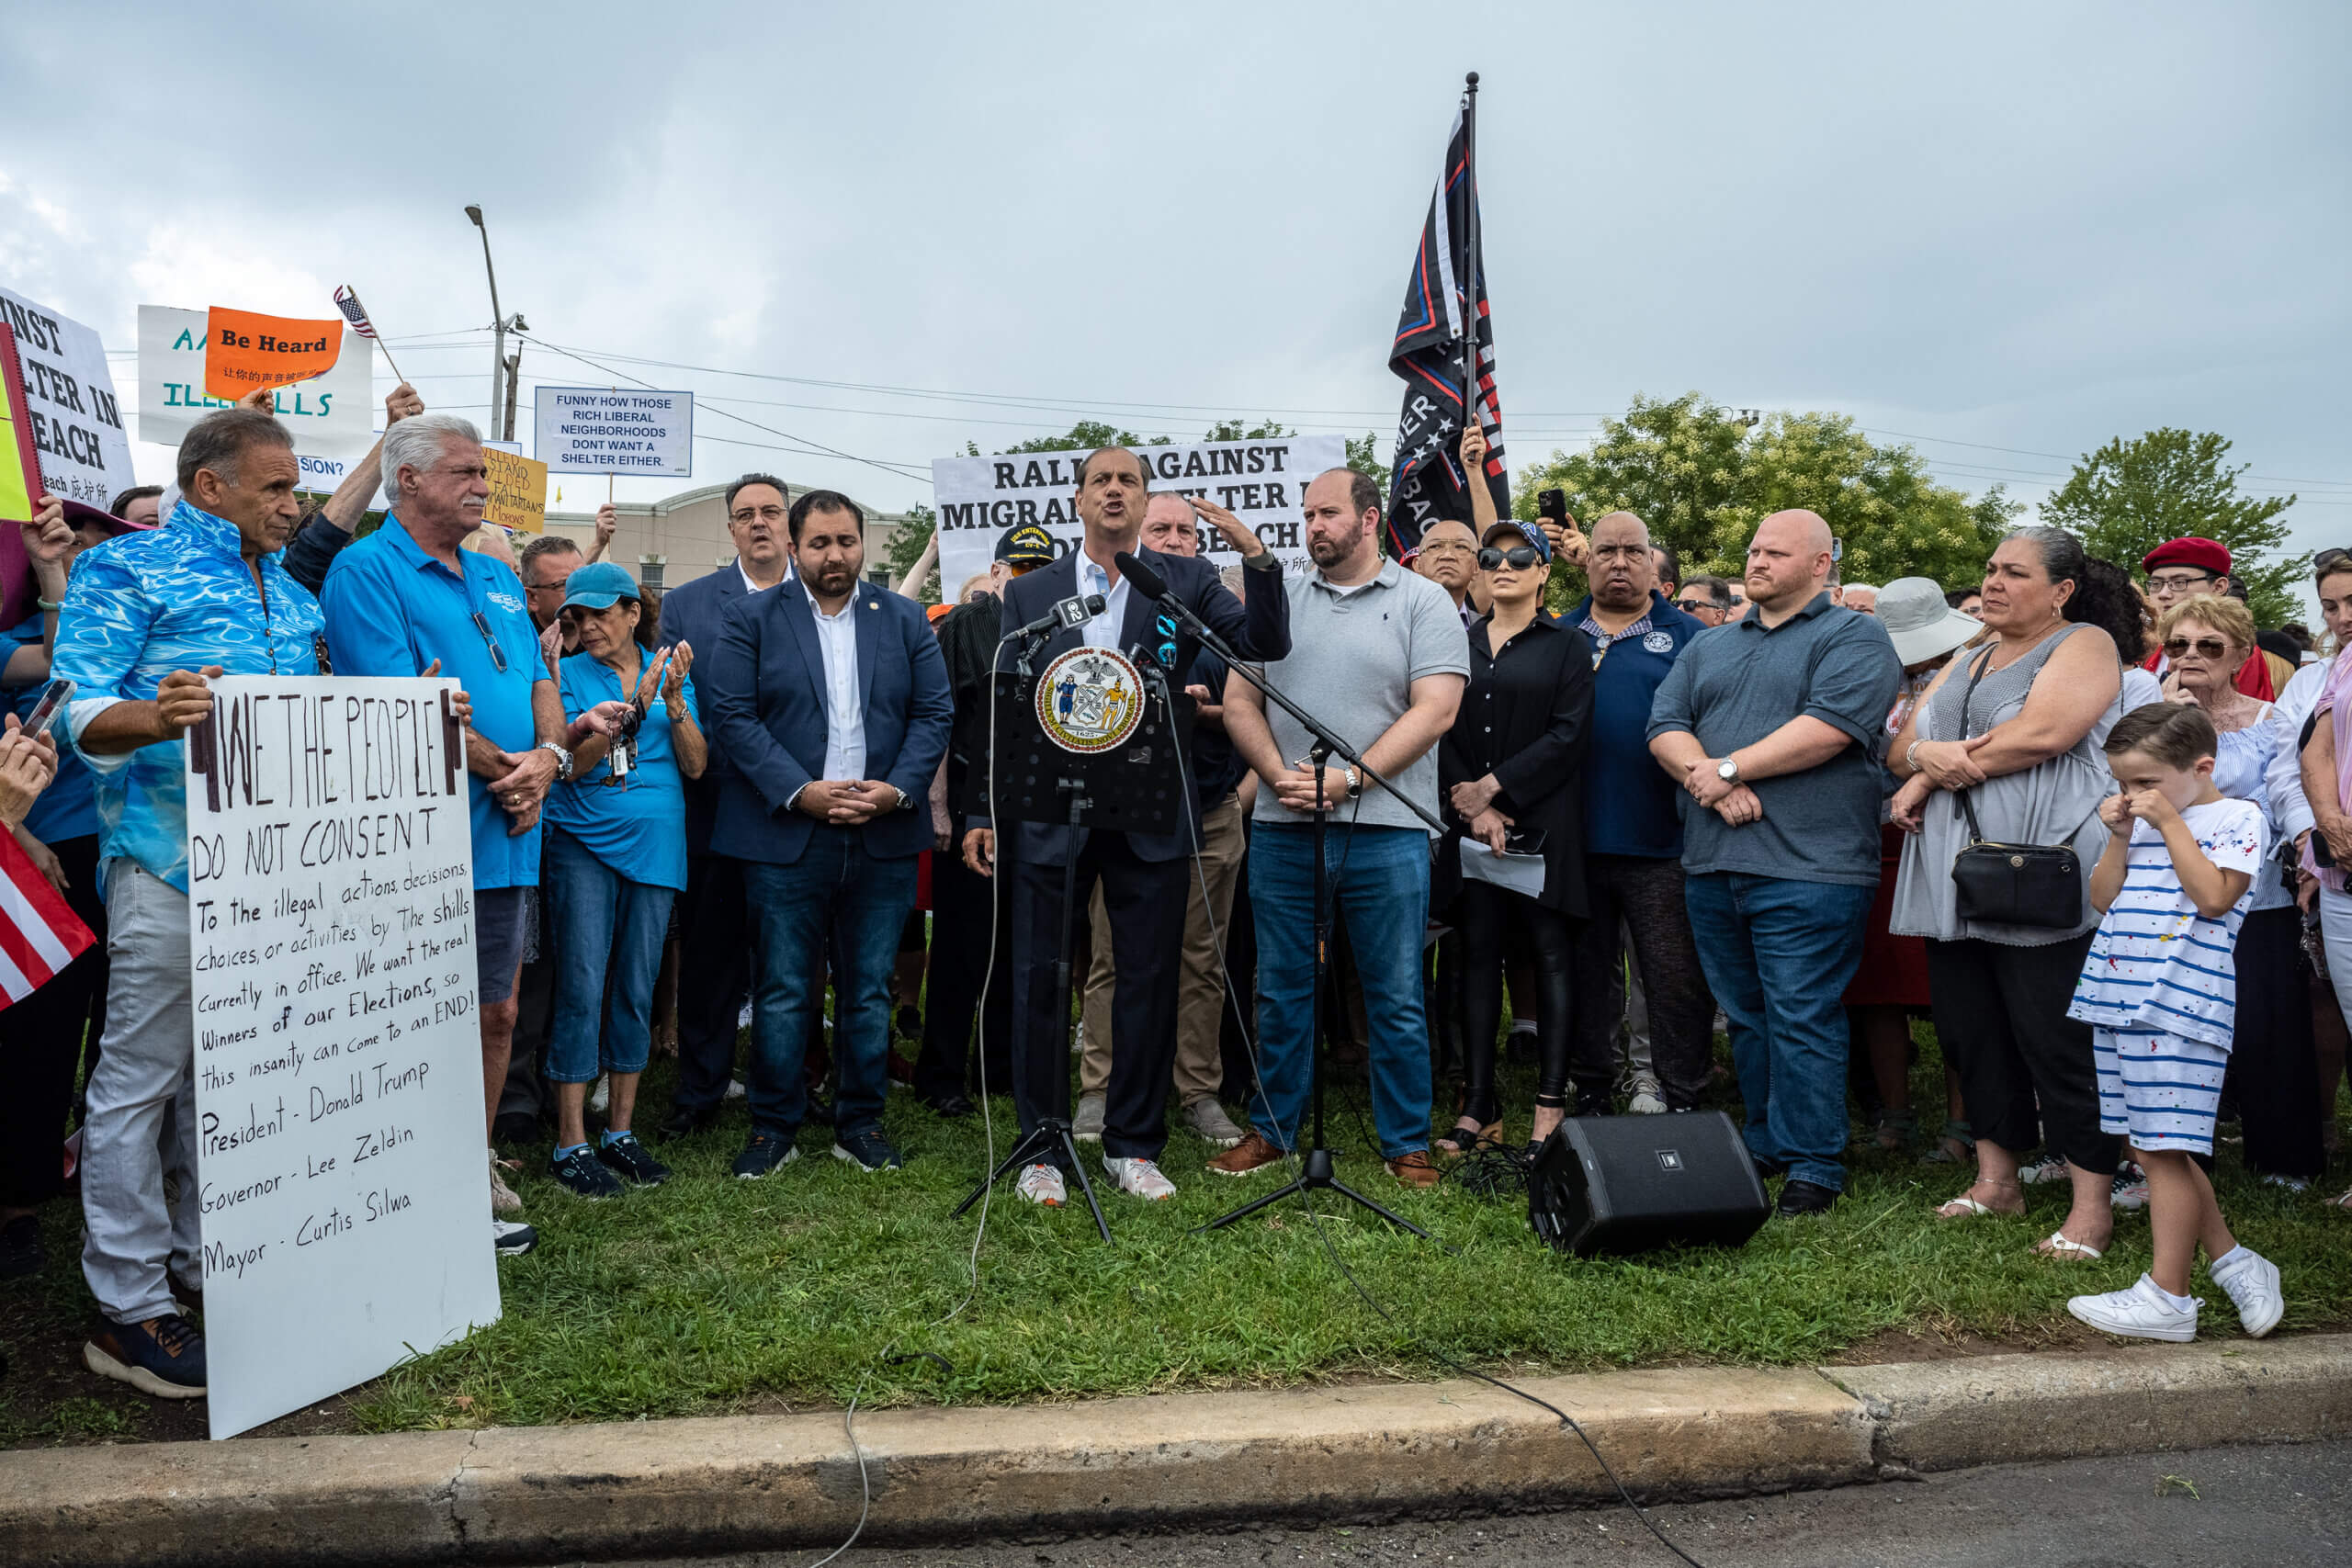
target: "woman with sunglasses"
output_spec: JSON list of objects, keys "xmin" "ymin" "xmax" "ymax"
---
[
  {"xmin": 1437, "ymin": 520, "xmax": 1593, "ymax": 1155},
  {"xmin": 540, "ymin": 562, "xmax": 707, "ymax": 1199},
  {"xmin": 2157, "ymin": 593, "xmax": 2325, "ymax": 1193}
]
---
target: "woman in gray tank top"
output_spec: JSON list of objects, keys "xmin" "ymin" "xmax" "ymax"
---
[{"xmin": 1887, "ymin": 526, "xmax": 2139, "ymax": 1261}]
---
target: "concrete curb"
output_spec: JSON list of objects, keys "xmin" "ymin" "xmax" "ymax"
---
[{"xmin": 6, "ymin": 1336, "xmax": 2347, "ymax": 1566}]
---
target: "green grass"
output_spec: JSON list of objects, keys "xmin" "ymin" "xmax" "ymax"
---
[{"xmin": 6, "ymin": 1028, "xmax": 2347, "ymax": 1445}]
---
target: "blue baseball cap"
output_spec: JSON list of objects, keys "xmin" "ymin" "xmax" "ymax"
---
[
  {"xmin": 560, "ymin": 560, "xmax": 641, "ymax": 611},
  {"xmin": 1482, "ymin": 519, "xmax": 1552, "ymax": 564}
]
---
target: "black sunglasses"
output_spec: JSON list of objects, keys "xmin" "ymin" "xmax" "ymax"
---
[
  {"xmin": 1477, "ymin": 545, "xmax": 1543, "ymax": 572},
  {"xmin": 2316, "ymin": 547, "xmax": 2352, "ymax": 572},
  {"xmin": 2163, "ymin": 636, "xmax": 2231, "ymax": 660},
  {"xmin": 470, "ymin": 610, "xmax": 508, "ymax": 674}
]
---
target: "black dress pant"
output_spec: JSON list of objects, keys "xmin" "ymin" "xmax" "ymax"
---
[
  {"xmin": 672, "ymin": 852, "xmax": 751, "ymax": 1114},
  {"xmin": 0, "ymin": 833, "xmax": 107, "ymax": 1208},
  {"xmin": 1009, "ymin": 832, "xmax": 1188, "ymax": 1164},
  {"xmin": 1567, "ymin": 854, "xmax": 1717, "ymax": 1110},
  {"xmin": 2230, "ymin": 907, "xmax": 2325, "ymax": 1180},
  {"xmin": 1456, "ymin": 881, "xmax": 1574, "ymax": 1115},
  {"xmin": 916, "ymin": 831, "xmax": 1013, "ymax": 1102},
  {"xmin": 1926, "ymin": 933, "xmax": 2120, "ymax": 1176}
]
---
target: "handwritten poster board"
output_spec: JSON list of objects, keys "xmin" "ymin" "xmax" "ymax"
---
[
  {"xmin": 184, "ymin": 675, "xmax": 499, "ymax": 1439},
  {"xmin": 0, "ymin": 284, "xmax": 133, "ymax": 513},
  {"xmin": 483, "ymin": 446, "xmax": 548, "ymax": 533},
  {"xmin": 533, "ymin": 386, "xmax": 693, "ymax": 477},
  {"xmin": 929, "ymin": 434, "xmax": 1343, "ymax": 605}
]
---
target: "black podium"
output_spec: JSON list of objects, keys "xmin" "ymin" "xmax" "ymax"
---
[{"xmin": 955, "ymin": 643, "xmax": 1187, "ymax": 1240}]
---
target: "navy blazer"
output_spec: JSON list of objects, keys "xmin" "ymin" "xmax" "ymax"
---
[
  {"xmin": 659, "ymin": 563, "xmax": 780, "ymax": 857},
  {"xmin": 702, "ymin": 580, "xmax": 953, "ymax": 865},
  {"xmin": 977, "ymin": 547, "xmax": 1289, "ymax": 866}
]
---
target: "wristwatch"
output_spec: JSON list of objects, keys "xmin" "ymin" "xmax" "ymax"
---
[
  {"xmin": 538, "ymin": 739, "xmax": 575, "ymax": 783},
  {"xmin": 1342, "ymin": 765, "xmax": 1362, "ymax": 800},
  {"xmin": 1716, "ymin": 757, "xmax": 1740, "ymax": 784}
]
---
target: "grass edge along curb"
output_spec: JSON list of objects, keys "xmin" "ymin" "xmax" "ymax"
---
[{"xmin": 5, "ymin": 1334, "xmax": 2348, "ymax": 1568}]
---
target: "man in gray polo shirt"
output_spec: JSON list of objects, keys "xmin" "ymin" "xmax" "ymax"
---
[
  {"xmin": 1647, "ymin": 508, "xmax": 1900, "ymax": 1217},
  {"xmin": 1213, "ymin": 469, "xmax": 1468, "ymax": 1188}
]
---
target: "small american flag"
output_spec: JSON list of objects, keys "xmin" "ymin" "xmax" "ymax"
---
[
  {"xmin": 333, "ymin": 285, "xmax": 380, "ymax": 340},
  {"xmin": 0, "ymin": 832, "xmax": 94, "ymax": 1008}
]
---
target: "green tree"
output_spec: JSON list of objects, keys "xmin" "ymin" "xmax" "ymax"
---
[
  {"xmin": 1346, "ymin": 432, "xmax": 1390, "ymax": 496},
  {"xmin": 1513, "ymin": 393, "xmax": 2018, "ymax": 602},
  {"xmin": 2040, "ymin": 429, "xmax": 2299, "ymax": 626}
]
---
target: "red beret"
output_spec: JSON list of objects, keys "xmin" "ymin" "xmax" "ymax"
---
[{"xmin": 2142, "ymin": 536, "xmax": 2231, "ymax": 577}]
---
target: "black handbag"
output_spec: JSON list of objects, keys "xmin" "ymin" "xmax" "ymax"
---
[{"xmin": 1945, "ymin": 648, "xmax": 2086, "ymax": 929}]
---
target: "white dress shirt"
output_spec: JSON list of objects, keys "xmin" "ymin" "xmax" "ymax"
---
[
  {"xmin": 1077, "ymin": 552, "xmax": 1131, "ymax": 653},
  {"xmin": 2267, "ymin": 653, "xmax": 2333, "ymax": 848},
  {"xmin": 739, "ymin": 558, "xmax": 792, "ymax": 595},
  {"xmin": 808, "ymin": 582, "xmax": 865, "ymax": 783}
]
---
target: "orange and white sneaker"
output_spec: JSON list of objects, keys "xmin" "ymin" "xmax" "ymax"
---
[
  {"xmin": 1015, "ymin": 1163, "xmax": 1067, "ymax": 1206},
  {"xmin": 1104, "ymin": 1156, "xmax": 1176, "ymax": 1201}
]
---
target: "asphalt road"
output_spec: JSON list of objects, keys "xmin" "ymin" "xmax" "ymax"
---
[{"xmin": 594, "ymin": 1439, "xmax": 2347, "ymax": 1568}]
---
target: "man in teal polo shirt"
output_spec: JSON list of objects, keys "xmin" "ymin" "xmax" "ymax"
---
[{"xmin": 322, "ymin": 414, "xmax": 571, "ymax": 1254}]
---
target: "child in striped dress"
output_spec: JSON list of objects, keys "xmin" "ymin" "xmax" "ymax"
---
[{"xmin": 2064, "ymin": 703, "xmax": 2284, "ymax": 1342}]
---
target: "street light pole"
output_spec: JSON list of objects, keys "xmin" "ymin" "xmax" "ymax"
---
[{"xmin": 465, "ymin": 204, "xmax": 507, "ymax": 440}]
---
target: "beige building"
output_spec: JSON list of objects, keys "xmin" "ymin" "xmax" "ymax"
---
[{"xmin": 530, "ymin": 481, "xmax": 910, "ymax": 592}]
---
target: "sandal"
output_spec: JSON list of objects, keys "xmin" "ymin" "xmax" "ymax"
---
[
  {"xmin": 1935, "ymin": 1179, "xmax": 2021, "ymax": 1220},
  {"xmin": 2036, "ymin": 1230, "xmax": 2104, "ymax": 1261},
  {"xmin": 1436, "ymin": 1120, "xmax": 1501, "ymax": 1158},
  {"xmin": 1918, "ymin": 1118, "xmax": 1976, "ymax": 1167},
  {"xmin": 2328, "ymin": 1188, "xmax": 2352, "ymax": 1212}
]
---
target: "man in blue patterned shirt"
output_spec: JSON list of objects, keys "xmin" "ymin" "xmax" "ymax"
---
[{"xmin": 53, "ymin": 408, "xmax": 321, "ymax": 1402}]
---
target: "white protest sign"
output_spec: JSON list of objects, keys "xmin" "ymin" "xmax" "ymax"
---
[
  {"xmin": 296, "ymin": 451, "xmax": 382, "ymax": 502},
  {"xmin": 184, "ymin": 675, "xmax": 498, "ymax": 1440},
  {"xmin": 533, "ymin": 386, "xmax": 693, "ymax": 477},
  {"xmin": 929, "ymin": 434, "xmax": 1345, "ymax": 602},
  {"xmin": 138, "ymin": 304, "xmax": 375, "ymax": 461},
  {"xmin": 0, "ymin": 285, "xmax": 133, "ymax": 511}
]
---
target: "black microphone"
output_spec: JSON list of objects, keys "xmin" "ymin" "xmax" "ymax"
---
[
  {"xmin": 1001, "ymin": 592, "xmax": 1106, "ymax": 645},
  {"xmin": 1114, "ymin": 550, "xmax": 1169, "ymax": 602}
]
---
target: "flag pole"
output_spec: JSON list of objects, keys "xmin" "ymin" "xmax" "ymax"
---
[{"xmin": 1459, "ymin": 71, "xmax": 1481, "ymax": 468}]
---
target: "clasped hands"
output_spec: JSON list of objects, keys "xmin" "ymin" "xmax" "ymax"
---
[
  {"xmin": 1679, "ymin": 756, "xmax": 1763, "ymax": 826},
  {"xmin": 797, "ymin": 779, "xmax": 904, "ymax": 824}
]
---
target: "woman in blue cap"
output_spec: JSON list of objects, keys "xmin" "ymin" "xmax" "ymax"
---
[{"xmin": 543, "ymin": 561, "xmax": 707, "ymax": 1197}]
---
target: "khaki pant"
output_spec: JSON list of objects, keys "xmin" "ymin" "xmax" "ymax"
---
[{"xmin": 1079, "ymin": 792, "xmax": 1244, "ymax": 1106}]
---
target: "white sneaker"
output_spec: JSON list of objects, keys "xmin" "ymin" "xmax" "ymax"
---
[
  {"xmin": 1625, "ymin": 1072, "xmax": 1668, "ymax": 1116},
  {"xmin": 738, "ymin": 1001, "xmax": 754, "ymax": 1030},
  {"xmin": 2110, "ymin": 1170, "xmax": 2150, "ymax": 1210},
  {"xmin": 1104, "ymin": 1156, "xmax": 1176, "ymax": 1201},
  {"xmin": 488, "ymin": 1150, "xmax": 523, "ymax": 1215},
  {"xmin": 2067, "ymin": 1274, "xmax": 2199, "ymax": 1342},
  {"xmin": 2212, "ymin": 1250, "xmax": 2284, "ymax": 1338},
  {"xmin": 590, "ymin": 1075, "xmax": 610, "ymax": 1113},
  {"xmin": 1072, "ymin": 1092, "xmax": 1106, "ymax": 1144},
  {"xmin": 2260, "ymin": 1172, "xmax": 2311, "ymax": 1192},
  {"xmin": 2018, "ymin": 1156, "xmax": 2070, "ymax": 1185},
  {"xmin": 492, "ymin": 1218, "xmax": 537, "ymax": 1257},
  {"xmin": 1015, "ymin": 1163, "xmax": 1067, "ymax": 1206},
  {"xmin": 725, "ymin": 1077, "xmax": 748, "ymax": 1100}
]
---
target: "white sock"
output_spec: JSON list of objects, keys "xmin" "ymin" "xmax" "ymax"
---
[
  {"xmin": 2143, "ymin": 1274, "xmax": 2196, "ymax": 1313},
  {"xmin": 2209, "ymin": 1245, "xmax": 2256, "ymax": 1280}
]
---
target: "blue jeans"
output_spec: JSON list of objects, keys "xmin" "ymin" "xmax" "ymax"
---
[
  {"xmin": 545, "ymin": 829, "xmax": 677, "ymax": 1083},
  {"xmin": 1681, "ymin": 871, "xmax": 1873, "ymax": 1191},
  {"xmin": 1250, "ymin": 824, "xmax": 1434, "ymax": 1159},
  {"xmin": 741, "ymin": 829, "xmax": 918, "ymax": 1143}
]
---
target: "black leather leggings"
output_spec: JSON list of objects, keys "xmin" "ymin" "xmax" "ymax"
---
[{"xmin": 1456, "ymin": 882, "xmax": 1575, "ymax": 1122}]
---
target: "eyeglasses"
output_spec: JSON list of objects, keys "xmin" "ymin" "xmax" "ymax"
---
[
  {"xmin": 2147, "ymin": 571, "xmax": 2217, "ymax": 593},
  {"xmin": 1477, "ymin": 545, "xmax": 1544, "ymax": 571},
  {"xmin": 1419, "ymin": 538, "xmax": 1476, "ymax": 557},
  {"xmin": 2163, "ymin": 636, "xmax": 2231, "ymax": 660},
  {"xmin": 1675, "ymin": 596, "xmax": 1720, "ymax": 614},
  {"xmin": 730, "ymin": 503, "xmax": 786, "ymax": 525},
  {"xmin": 470, "ymin": 610, "xmax": 508, "ymax": 674}
]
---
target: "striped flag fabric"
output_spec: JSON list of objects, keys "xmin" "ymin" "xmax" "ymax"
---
[
  {"xmin": 0, "ymin": 830, "xmax": 94, "ymax": 1008},
  {"xmin": 333, "ymin": 285, "xmax": 381, "ymax": 340}
]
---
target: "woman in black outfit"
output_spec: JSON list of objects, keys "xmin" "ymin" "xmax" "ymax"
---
[{"xmin": 1437, "ymin": 519, "xmax": 1593, "ymax": 1156}]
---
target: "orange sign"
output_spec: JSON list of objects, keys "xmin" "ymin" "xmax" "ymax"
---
[{"xmin": 202, "ymin": 307, "xmax": 344, "ymax": 399}]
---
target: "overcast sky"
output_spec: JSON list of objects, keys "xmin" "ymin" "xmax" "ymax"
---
[{"xmin": 5, "ymin": 1, "xmax": 2346, "ymax": 560}]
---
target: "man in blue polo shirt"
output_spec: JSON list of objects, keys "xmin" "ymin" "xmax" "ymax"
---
[
  {"xmin": 322, "ymin": 414, "xmax": 570, "ymax": 1255},
  {"xmin": 1563, "ymin": 511, "xmax": 1717, "ymax": 1117}
]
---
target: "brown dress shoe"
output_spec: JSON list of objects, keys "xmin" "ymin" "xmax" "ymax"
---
[
  {"xmin": 1385, "ymin": 1150, "xmax": 1442, "ymax": 1189},
  {"xmin": 1207, "ymin": 1131, "xmax": 1287, "ymax": 1177}
]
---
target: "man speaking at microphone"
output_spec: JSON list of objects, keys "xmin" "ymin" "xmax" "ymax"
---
[{"xmin": 962, "ymin": 447, "xmax": 1287, "ymax": 1206}]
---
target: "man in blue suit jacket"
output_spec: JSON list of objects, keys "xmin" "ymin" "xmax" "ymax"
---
[
  {"xmin": 652, "ymin": 474, "xmax": 796, "ymax": 1139},
  {"xmin": 704, "ymin": 490, "xmax": 951, "ymax": 1178},
  {"xmin": 961, "ymin": 447, "xmax": 1289, "ymax": 1206}
]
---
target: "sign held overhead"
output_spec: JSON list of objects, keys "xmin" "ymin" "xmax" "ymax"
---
[
  {"xmin": 533, "ymin": 386, "xmax": 692, "ymax": 478},
  {"xmin": 202, "ymin": 307, "xmax": 345, "ymax": 400},
  {"xmin": 141, "ymin": 306, "xmax": 375, "ymax": 462}
]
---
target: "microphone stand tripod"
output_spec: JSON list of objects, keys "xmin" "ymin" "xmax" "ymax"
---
[{"xmin": 1130, "ymin": 574, "xmax": 1447, "ymax": 1243}]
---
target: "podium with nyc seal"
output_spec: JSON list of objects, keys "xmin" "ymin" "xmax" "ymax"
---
[{"xmin": 956, "ymin": 643, "xmax": 1188, "ymax": 1237}]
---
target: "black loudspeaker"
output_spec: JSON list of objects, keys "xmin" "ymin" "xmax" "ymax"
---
[{"xmin": 1528, "ymin": 1111, "xmax": 1769, "ymax": 1258}]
